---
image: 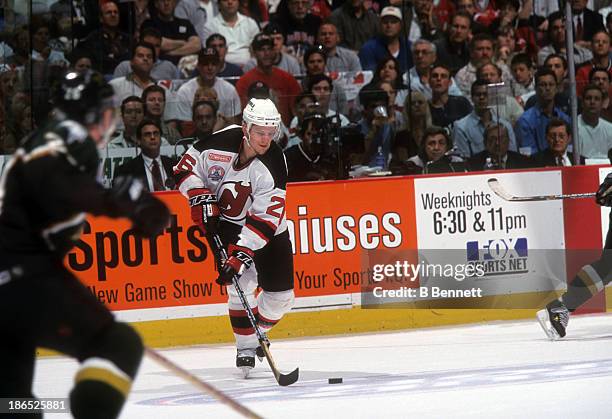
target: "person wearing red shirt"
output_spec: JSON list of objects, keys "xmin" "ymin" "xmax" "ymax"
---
[{"xmin": 236, "ymin": 33, "xmax": 302, "ymax": 125}]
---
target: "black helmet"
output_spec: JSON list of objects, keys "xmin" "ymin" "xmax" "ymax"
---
[{"xmin": 53, "ymin": 70, "xmax": 115, "ymax": 125}]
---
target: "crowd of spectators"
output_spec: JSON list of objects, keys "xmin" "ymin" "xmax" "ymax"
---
[{"xmin": 1, "ymin": 0, "xmax": 612, "ymax": 186}]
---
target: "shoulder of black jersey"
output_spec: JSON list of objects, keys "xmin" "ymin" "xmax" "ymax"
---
[
  {"xmin": 193, "ymin": 125, "xmax": 243, "ymax": 153},
  {"xmin": 258, "ymin": 141, "xmax": 288, "ymax": 190}
]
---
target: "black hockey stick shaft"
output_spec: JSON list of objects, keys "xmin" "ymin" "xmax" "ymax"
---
[
  {"xmin": 212, "ymin": 234, "xmax": 299, "ymax": 386},
  {"xmin": 145, "ymin": 347, "xmax": 263, "ymax": 418}
]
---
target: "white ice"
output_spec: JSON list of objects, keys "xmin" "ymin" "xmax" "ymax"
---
[{"xmin": 34, "ymin": 313, "xmax": 612, "ymax": 418}]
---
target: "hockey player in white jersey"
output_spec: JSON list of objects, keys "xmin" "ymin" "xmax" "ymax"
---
[{"xmin": 174, "ymin": 98, "xmax": 294, "ymax": 376}]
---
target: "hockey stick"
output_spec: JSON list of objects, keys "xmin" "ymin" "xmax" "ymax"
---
[
  {"xmin": 488, "ymin": 178, "xmax": 596, "ymax": 202},
  {"xmin": 144, "ymin": 347, "xmax": 262, "ymax": 418},
  {"xmin": 212, "ymin": 233, "xmax": 299, "ymax": 386}
]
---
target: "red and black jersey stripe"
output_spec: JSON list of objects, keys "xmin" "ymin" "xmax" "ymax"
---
[{"xmin": 246, "ymin": 214, "xmax": 276, "ymax": 243}]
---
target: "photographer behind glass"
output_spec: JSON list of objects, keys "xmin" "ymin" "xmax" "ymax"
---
[
  {"xmin": 355, "ymin": 84, "xmax": 395, "ymax": 169},
  {"xmin": 284, "ymin": 111, "xmax": 338, "ymax": 182}
]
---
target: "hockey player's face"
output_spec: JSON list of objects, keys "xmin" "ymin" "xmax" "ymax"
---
[{"xmin": 245, "ymin": 124, "xmax": 276, "ymax": 154}]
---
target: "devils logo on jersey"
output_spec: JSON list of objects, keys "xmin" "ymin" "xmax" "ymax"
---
[{"xmin": 218, "ymin": 180, "xmax": 253, "ymax": 220}]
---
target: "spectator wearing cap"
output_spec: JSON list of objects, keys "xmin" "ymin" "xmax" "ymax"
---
[
  {"xmin": 174, "ymin": 47, "xmax": 242, "ymax": 125},
  {"xmin": 359, "ymin": 7, "xmax": 413, "ymax": 74},
  {"xmin": 112, "ymin": 27, "xmax": 181, "ymax": 81},
  {"xmin": 316, "ymin": 21, "xmax": 362, "ymax": 73},
  {"xmin": 207, "ymin": 0, "xmax": 260, "ymax": 67},
  {"xmin": 205, "ymin": 33, "xmax": 244, "ymax": 79},
  {"xmin": 243, "ymin": 22, "xmax": 301, "ymax": 75},
  {"xmin": 76, "ymin": 0, "xmax": 131, "ymax": 76},
  {"xmin": 302, "ymin": 46, "xmax": 348, "ymax": 115},
  {"xmin": 269, "ymin": 0, "xmax": 323, "ymax": 64},
  {"xmin": 433, "ymin": 11, "xmax": 471, "ymax": 76},
  {"xmin": 329, "ymin": 0, "xmax": 380, "ymax": 52},
  {"xmin": 141, "ymin": 0, "xmax": 201, "ymax": 65},
  {"xmin": 236, "ymin": 33, "xmax": 302, "ymax": 125}
]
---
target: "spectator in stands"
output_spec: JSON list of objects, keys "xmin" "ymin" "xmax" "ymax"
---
[
  {"xmin": 141, "ymin": 0, "xmax": 201, "ymax": 65},
  {"xmin": 68, "ymin": 49, "xmax": 94, "ymax": 75},
  {"xmin": 174, "ymin": 47, "xmax": 241, "ymax": 126},
  {"xmin": 377, "ymin": 80, "xmax": 405, "ymax": 131},
  {"xmin": 286, "ymin": 92, "xmax": 317, "ymax": 149},
  {"xmin": 207, "ymin": 0, "xmax": 260, "ymax": 67},
  {"xmin": 30, "ymin": 16, "xmax": 69, "ymax": 67},
  {"xmin": 142, "ymin": 85, "xmax": 181, "ymax": 144},
  {"xmin": 509, "ymin": 53, "xmax": 535, "ymax": 104},
  {"xmin": 407, "ymin": 0, "xmax": 444, "ymax": 42},
  {"xmin": 113, "ymin": 27, "xmax": 180, "ymax": 80},
  {"xmin": 468, "ymin": 123, "xmax": 531, "ymax": 170},
  {"xmin": 329, "ymin": 0, "xmax": 380, "ymax": 52},
  {"xmin": 192, "ymin": 100, "xmax": 218, "ymax": 141},
  {"xmin": 404, "ymin": 38, "xmax": 462, "ymax": 100},
  {"xmin": 455, "ymin": 0, "xmax": 487, "ymax": 34},
  {"xmin": 317, "ymin": 21, "xmax": 362, "ymax": 73},
  {"xmin": 576, "ymin": 31, "xmax": 612, "ymax": 96},
  {"xmin": 236, "ymin": 33, "xmax": 302, "ymax": 125},
  {"xmin": 270, "ymin": 0, "xmax": 323, "ymax": 64},
  {"xmin": 516, "ymin": 68, "xmax": 570, "ymax": 155},
  {"xmin": 453, "ymin": 79, "xmax": 517, "ymax": 159},
  {"xmin": 109, "ymin": 96, "xmax": 145, "ymax": 148},
  {"xmin": 537, "ymin": 11, "xmax": 592, "ymax": 67},
  {"xmin": 576, "ymin": 84, "xmax": 612, "ymax": 159},
  {"xmin": 114, "ymin": 119, "xmax": 176, "ymax": 191},
  {"xmin": 428, "ymin": 63, "xmax": 472, "ymax": 129},
  {"xmin": 476, "ymin": 62, "xmax": 523, "ymax": 125},
  {"xmin": 366, "ymin": 55, "xmax": 408, "ymax": 111},
  {"xmin": 407, "ymin": 126, "xmax": 465, "ymax": 174},
  {"xmin": 355, "ymin": 84, "xmax": 394, "ymax": 167},
  {"xmin": 570, "ymin": 0, "xmax": 605, "ymax": 46},
  {"xmin": 455, "ymin": 33, "xmax": 511, "ymax": 98},
  {"xmin": 590, "ymin": 67, "xmax": 612, "ymax": 123},
  {"xmin": 175, "ymin": 0, "xmax": 215, "ymax": 47},
  {"xmin": 109, "ymin": 42, "xmax": 162, "ymax": 107},
  {"xmin": 302, "ymin": 46, "xmax": 348, "ymax": 116},
  {"xmin": 393, "ymin": 90, "xmax": 432, "ymax": 163},
  {"xmin": 132, "ymin": 0, "xmax": 152, "ymax": 39},
  {"xmin": 433, "ymin": 12, "xmax": 471, "ymax": 76},
  {"xmin": 205, "ymin": 33, "xmax": 244, "ymax": 79},
  {"xmin": 305, "ymin": 74, "xmax": 350, "ymax": 126},
  {"xmin": 243, "ymin": 23, "xmax": 301, "ymax": 75},
  {"xmin": 284, "ymin": 111, "xmax": 337, "ymax": 182},
  {"xmin": 239, "ymin": 0, "xmax": 269, "ymax": 24},
  {"xmin": 359, "ymin": 7, "xmax": 413, "ymax": 74},
  {"xmin": 532, "ymin": 118, "xmax": 584, "ymax": 167},
  {"xmin": 526, "ymin": 54, "xmax": 571, "ymax": 116},
  {"xmin": 77, "ymin": 0, "xmax": 130, "ymax": 75}
]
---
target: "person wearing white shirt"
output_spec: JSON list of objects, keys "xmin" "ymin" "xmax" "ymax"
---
[
  {"xmin": 576, "ymin": 84, "xmax": 612, "ymax": 158},
  {"xmin": 206, "ymin": 0, "xmax": 260, "ymax": 67},
  {"xmin": 173, "ymin": 48, "xmax": 241, "ymax": 122}
]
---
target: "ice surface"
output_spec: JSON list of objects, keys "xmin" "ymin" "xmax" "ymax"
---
[{"xmin": 33, "ymin": 314, "xmax": 612, "ymax": 418}]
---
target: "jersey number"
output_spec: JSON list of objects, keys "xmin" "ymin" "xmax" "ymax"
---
[
  {"xmin": 266, "ymin": 197, "xmax": 285, "ymax": 219},
  {"xmin": 175, "ymin": 154, "xmax": 197, "ymax": 173}
]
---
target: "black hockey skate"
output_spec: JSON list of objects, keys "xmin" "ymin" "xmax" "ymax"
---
[
  {"xmin": 236, "ymin": 348, "xmax": 256, "ymax": 378},
  {"xmin": 255, "ymin": 342, "xmax": 270, "ymax": 362},
  {"xmin": 536, "ymin": 300, "xmax": 569, "ymax": 340}
]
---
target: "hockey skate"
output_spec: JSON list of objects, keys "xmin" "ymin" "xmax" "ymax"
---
[
  {"xmin": 255, "ymin": 342, "xmax": 270, "ymax": 362},
  {"xmin": 236, "ymin": 348, "xmax": 256, "ymax": 378},
  {"xmin": 536, "ymin": 300, "xmax": 569, "ymax": 340}
]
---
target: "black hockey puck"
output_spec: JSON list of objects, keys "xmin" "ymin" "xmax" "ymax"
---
[{"xmin": 328, "ymin": 378, "xmax": 343, "ymax": 384}]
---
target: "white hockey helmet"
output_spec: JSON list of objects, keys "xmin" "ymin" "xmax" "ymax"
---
[{"xmin": 242, "ymin": 98, "xmax": 282, "ymax": 141}]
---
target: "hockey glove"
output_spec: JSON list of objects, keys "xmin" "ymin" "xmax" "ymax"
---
[
  {"xmin": 188, "ymin": 188, "xmax": 220, "ymax": 235},
  {"xmin": 112, "ymin": 176, "xmax": 170, "ymax": 238},
  {"xmin": 215, "ymin": 244, "xmax": 255, "ymax": 286},
  {"xmin": 596, "ymin": 173, "xmax": 612, "ymax": 207}
]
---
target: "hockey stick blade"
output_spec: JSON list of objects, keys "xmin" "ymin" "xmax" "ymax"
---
[
  {"xmin": 258, "ymin": 342, "xmax": 299, "ymax": 386},
  {"xmin": 488, "ymin": 178, "xmax": 596, "ymax": 202}
]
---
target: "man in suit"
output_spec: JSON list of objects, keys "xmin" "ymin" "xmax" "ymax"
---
[
  {"xmin": 469, "ymin": 123, "xmax": 531, "ymax": 171},
  {"xmin": 571, "ymin": 0, "xmax": 605, "ymax": 47},
  {"xmin": 532, "ymin": 118, "xmax": 584, "ymax": 167},
  {"xmin": 114, "ymin": 119, "xmax": 176, "ymax": 191}
]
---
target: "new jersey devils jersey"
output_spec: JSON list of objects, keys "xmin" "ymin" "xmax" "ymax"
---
[{"xmin": 174, "ymin": 125, "xmax": 288, "ymax": 252}]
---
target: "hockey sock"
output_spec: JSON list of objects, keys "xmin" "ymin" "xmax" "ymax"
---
[{"xmin": 562, "ymin": 252, "xmax": 612, "ymax": 311}]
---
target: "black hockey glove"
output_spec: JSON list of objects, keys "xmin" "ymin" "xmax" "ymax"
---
[
  {"xmin": 596, "ymin": 173, "xmax": 612, "ymax": 207},
  {"xmin": 188, "ymin": 188, "xmax": 220, "ymax": 235},
  {"xmin": 111, "ymin": 176, "xmax": 170, "ymax": 238},
  {"xmin": 215, "ymin": 244, "xmax": 254, "ymax": 286}
]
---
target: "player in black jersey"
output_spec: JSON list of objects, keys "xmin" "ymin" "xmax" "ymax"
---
[
  {"xmin": 0, "ymin": 71, "xmax": 170, "ymax": 418},
  {"xmin": 174, "ymin": 98, "xmax": 294, "ymax": 377},
  {"xmin": 537, "ymin": 173, "xmax": 612, "ymax": 339}
]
